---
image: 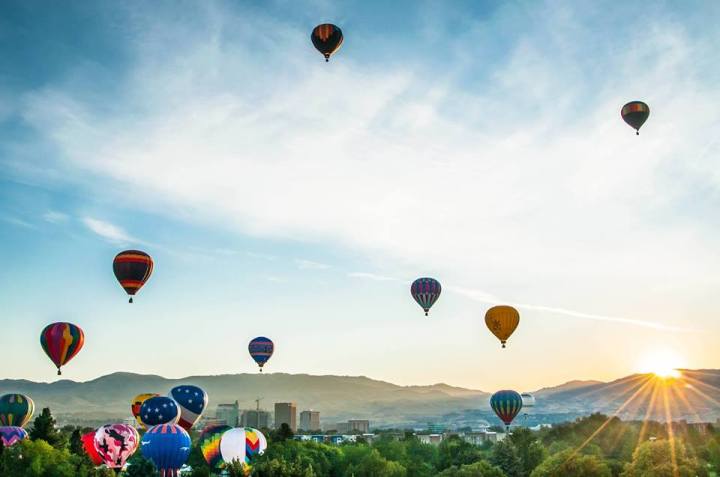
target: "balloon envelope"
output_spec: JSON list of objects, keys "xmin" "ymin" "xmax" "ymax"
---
[
  {"xmin": 484, "ymin": 306, "xmax": 520, "ymax": 348},
  {"xmin": 139, "ymin": 396, "xmax": 180, "ymax": 427},
  {"xmin": 82, "ymin": 430, "xmax": 104, "ymax": 465},
  {"xmin": 40, "ymin": 322, "xmax": 85, "ymax": 375},
  {"xmin": 521, "ymin": 393, "xmax": 535, "ymax": 408},
  {"xmin": 621, "ymin": 101, "xmax": 650, "ymax": 134},
  {"xmin": 131, "ymin": 393, "xmax": 160, "ymax": 429},
  {"xmin": 113, "ymin": 250, "xmax": 154, "ymax": 302},
  {"xmin": 141, "ymin": 424, "xmax": 192, "ymax": 475},
  {"xmin": 170, "ymin": 385, "xmax": 208, "ymax": 431},
  {"xmin": 490, "ymin": 390, "xmax": 523, "ymax": 427},
  {"xmin": 200, "ymin": 424, "xmax": 232, "ymax": 468},
  {"xmin": 411, "ymin": 278, "xmax": 441, "ymax": 316},
  {"xmin": 248, "ymin": 337, "xmax": 274, "ymax": 370},
  {"xmin": 220, "ymin": 427, "xmax": 267, "ymax": 467},
  {"xmin": 0, "ymin": 426, "xmax": 28, "ymax": 447},
  {"xmin": 0, "ymin": 394, "xmax": 34, "ymax": 427},
  {"xmin": 311, "ymin": 23, "xmax": 343, "ymax": 61},
  {"xmin": 94, "ymin": 424, "xmax": 139, "ymax": 469}
]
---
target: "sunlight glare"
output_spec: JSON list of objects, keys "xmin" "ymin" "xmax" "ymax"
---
[{"xmin": 638, "ymin": 349, "xmax": 684, "ymax": 379}]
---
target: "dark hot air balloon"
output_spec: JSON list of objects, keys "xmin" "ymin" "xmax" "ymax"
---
[
  {"xmin": 490, "ymin": 390, "xmax": 523, "ymax": 431},
  {"xmin": 170, "ymin": 385, "xmax": 208, "ymax": 431},
  {"xmin": 141, "ymin": 424, "xmax": 192, "ymax": 477},
  {"xmin": 131, "ymin": 393, "xmax": 160, "ymax": 429},
  {"xmin": 0, "ymin": 394, "xmax": 34, "ymax": 427},
  {"xmin": 139, "ymin": 396, "xmax": 181, "ymax": 428},
  {"xmin": 621, "ymin": 101, "xmax": 650, "ymax": 135},
  {"xmin": 411, "ymin": 278, "xmax": 441, "ymax": 316},
  {"xmin": 311, "ymin": 24, "xmax": 343, "ymax": 62},
  {"xmin": 40, "ymin": 322, "xmax": 85, "ymax": 375},
  {"xmin": 113, "ymin": 250, "xmax": 154, "ymax": 303},
  {"xmin": 248, "ymin": 337, "xmax": 274, "ymax": 372}
]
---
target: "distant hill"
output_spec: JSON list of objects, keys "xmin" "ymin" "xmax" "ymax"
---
[{"xmin": 2, "ymin": 369, "xmax": 718, "ymax": 428}]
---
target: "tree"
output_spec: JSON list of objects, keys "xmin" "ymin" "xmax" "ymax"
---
[
  {"xmin": 29, "ymin": 407, "xmax": 62, "ymax": 447},
  {"xmin": 438, "ymin": 436, "xmax": 484, "ymax": 470},
  {"xmin": 0, "ymin": 438, "xmax": 113, "ymax": 477},
  {"xmin": 341, "ymin": 445, "xmax": 407, "ymax": 477},
  {"xmin": 621, "ymin": 440, "xmax": 707, "ymax": 477},
  {"xmin": 70, "ymin": 428, "xmax": 84, "ymax": 455},
  {"xmin": 490, "ymin": 439, "xmax": 523, "ymax": 477},
  {"xmin": 530, "ymin": 449, "xmax": 611, "ymax": 477},
  {"xmin": 437, "ymin": 461, "xmax": 507, "ymax": 477},
  {"xmin": 509, "ymin": 428, "xmax": 547, "ymax": 476},
  {"xmin": 273, "ymin": 423, "xmax": 295, "ymax": 442},
  {"xmin": 126, "ymin": 454, "xmax": 157, "ymax": 477}
]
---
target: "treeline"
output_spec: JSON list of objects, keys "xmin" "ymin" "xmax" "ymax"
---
[{"xmin": 2, "ymin": 409, "xmax": 720, "ymax": 476}]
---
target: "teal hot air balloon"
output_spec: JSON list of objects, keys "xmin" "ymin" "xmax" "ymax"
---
[
  {"xmin": 490, "ymin": 390, "xmax": 523, "ymax": 431},
  {"xmin": 0, "ymin": 394, "xmax": 35, "ymax": 427},
  {"xmin": 411, "ymin": 278, "xmax": 441, "ymax": 316}
]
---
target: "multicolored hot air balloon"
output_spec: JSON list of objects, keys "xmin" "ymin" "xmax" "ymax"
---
[
  {"xmin": 621, "ymin": 101, "xmax": 650, "ymax": 135},
  {"xmin": 170, "ymin": 385, "xmax": 208, "ymax": 431},
  {"xmin": 40, "ymin": 322, "xmax": 85, "ymax": 375},
  {"xmin": 141, "ymin": 424, "xmax": 192, "ymax": 477},
  {"xmin": 490, "ymin": 390, "xmax": 523, "ymax": 430},
  {"xmin": 311, "ymin": 23, "xmax": 343, "ymax": 62},
  {"xmin": 131, "ymin": 393, "xmax": 160, "ymax": 429},
  {"xmin": 411, "ymin": 277, "xmax": 442, "ymax": 316},
  {"xmin": 200, "ymin": 424, "xmax": 231, "ymax": 469},
  {"xmin": 485, "ymin": 305, "xmax": 520, "ymax": 348},
  {"xmin": 82, "ymin": 430, "xmax": 104, "ymax": 465},
  {"xmin": 0, "ymin": 426, "xmax": 28, "ymax": 447},
  {"xmin": 113, "ymin": 250, "xmax": 154, "ymax": 303},
  {"xmin": 94, "ymin": 424, "xmax": 139, "ymax": 471},
  {"xmin": 139, "ymin": 396, "xmax": 181, "ymax": 428},
  {"xmin": 220, "ymin": 427, "xmax": 267, "ymax": 472},
  {"xmin": 248, "ymin": 337, "xmax": 274, "ymax": 372},
  {"xmin": 0, "ymin": 394, "xmax": 34, "ymax": 427}
]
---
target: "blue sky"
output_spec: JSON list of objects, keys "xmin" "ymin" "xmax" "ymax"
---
[{"xmin": 1, "ymin": 0, "xmax": 719, "ymax": 390}]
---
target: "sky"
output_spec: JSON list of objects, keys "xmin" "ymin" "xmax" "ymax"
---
[{"xmin": 1, "ymin": 0, "xmax": 719, "ymax": 392}]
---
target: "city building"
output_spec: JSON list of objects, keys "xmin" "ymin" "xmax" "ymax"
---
[
  {"xmin": 300, "ymin": 410, "xmax": 321, "ymax": 431},
  {"xmin": 241, "ymin": 409, "xmax": 272, "ymax": 429},
  {"xmin": 427, "ymin": 422, "xmax": 446, "ymax": 433},
  {"xmin": 458, "ymin": 431, "xmax": 500, "ymax": 445},
  {"xmin": 418, "ymin": 434, "xmax": 444, "ymax": 445},
  {"xmin": 348, "ymin": 419, "xmax": 370, "ymax": 433},
  {"xmin": 216, "ymin": 401, "xmax": 240, "ymax": 427},
  {"xmin": 274, "ymin": 402, "xmax": 297, "ymax": 432}
]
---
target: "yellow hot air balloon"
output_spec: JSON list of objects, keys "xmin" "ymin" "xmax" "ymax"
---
[
  {"xmin": 131, "ymin": 393, "xmax": 159, "ymax": 428},
  {"xmin": 485, "ymin": 305, "xmax": 520, "ymax": 348}
]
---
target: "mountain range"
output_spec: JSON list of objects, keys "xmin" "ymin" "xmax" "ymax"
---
[{"xmin": 1, "ymin": 370, "xmax": 718, "ymax": 428}]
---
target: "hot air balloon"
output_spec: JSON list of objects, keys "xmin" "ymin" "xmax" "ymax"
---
[
  {"xmin": 131, "ymin": 393, "xmax": 160, "ymax": 429},
  {"xmin": 94, "ymin": 424, "xmax": 139, "ymax": 471},
  {"xmin": 199, "ymin": 424, "xmax": 231, "ymax": 468},
  {"xmin": 411, "ymin": 277, "xmax": 442, "ymax": 316},
  {"xmin": 140, "ymin": 396, "xmax": 181, "ymax": 428},
  {"xmin": 248, "ymin": 337, "xmax": 274, "ymax": 372},
  {"xmin": 113, "ymin": 250, "xmax": 154, "ymax": 303},
  {"xmin": 82, "ymin": 430, "xmax": 104, "ymax": 465},
  {"xmin": 170, "ymin": 385, "xmax": 208, "ymax": 431},
  {"xmin": 490, "ymin": 390, "xmax": 523, "ymax": 431},
  {"xmin": 0, "ymin": 394, "xmax": 34, "ymax": 427},
  {"xmin": 521, "ymin": 392, "xmax": 536, "ymax": 421},
  {"xmin": 621, "ymin": 101, "xmax": 650, "ymax": 135},
  {"xmin": 220, "ymin": 427, "xmax": 268, "ymax": 471},
  {"xmin": 40, "ymin": 322, "xmax": 85, "ymax": 375},
  {"xmin": 0, "ymin": 426, "xmax": 28, "ymax": 447},
  {"xmin": 141, "ymin": 424, "xmax": 192, "ymax": 477},
  {"xmin": 311, "ymin": 23, "xmax": 343, "ymax": 61},
  {"xmin": 485, "ymin": 305, "xmax": 519, "ymax": 348}
]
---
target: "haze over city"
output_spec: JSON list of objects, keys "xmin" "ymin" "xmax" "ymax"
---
[{"xmin": 2, "ymin": 0, "xmax": 719, "ymax": 394}]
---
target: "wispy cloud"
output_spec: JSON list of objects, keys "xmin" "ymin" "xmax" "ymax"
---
[
  {"xmin": 43, "ymin": 210, "xmax": 69, "ymax": 224},
  {"xmin": 347, "ymin": 272, "xmax": 400, "ymax": 282},
  {"xmin": 1, "ymin": 215, "xmax": 35, "ymax": 229},
  {"xmin": 82, "ymin": 217, "xmax": 137, "ymax": 245},
  {"xmin": 294, "ymin": 259, "xmax": 331, "ymax": 270}
]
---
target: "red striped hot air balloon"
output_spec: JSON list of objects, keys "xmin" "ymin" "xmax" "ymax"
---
[
  {"xmin": 311, "ymin": 24, "xmax": 343, "ymax": 62},
  {"xmin": 113, "ymin": 250, "xmax": 154, "ymax": 303},
  {"xmin": 40, "ymin": 322, "xmax": 85, "ymax": 375},
  {"xmin": 621, "ymin": 101, "xmax": 650, "ymax": 135}
]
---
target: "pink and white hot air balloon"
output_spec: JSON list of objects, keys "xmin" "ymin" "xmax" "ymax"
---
[{"xmin": 94, "ymin": 424, "xmax": 140, "ymax": 471}]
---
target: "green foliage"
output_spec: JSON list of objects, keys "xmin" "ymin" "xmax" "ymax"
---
[
  {"xmin": 508, "ymin": 428, "xmax": 547, "ymax": 476},
  {"xmin": 530, "ymin": 449, "xmax": 611, "ymax": 477},
  {"xmin": 438, "ymin": 435, "xmax": 485, "ymax": 470},
  {"xmin": 125, "ymin": 453, "xmax": 157, "ymax": 477},
  {"xmin": 490, "ymin": 439, "xmax": 523, "ymax": 477},
  {"xmin": 69, "ymin": 428, "xmax": 84, "ymax": 456},
  {"xmin": 621, "ymin": 440, "xmax": 708, "ymax": 477},
  {"xmin": 29, "ymin": 407, "xmax": 63, "ymax": 447},
  {"xmin": 437, "ymin": 460, "xmax": 507, "ymax": 476},
  {"xmin": 0, "ymin": 438, "xmax": 113, "ymax": 477}
]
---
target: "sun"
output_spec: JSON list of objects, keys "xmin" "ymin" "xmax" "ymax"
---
[{"xmin": 637, "ymin": 349, "xmax": 684, "ymax": 380}]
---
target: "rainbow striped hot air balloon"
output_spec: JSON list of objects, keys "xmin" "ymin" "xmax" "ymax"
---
[
  {"xmin": 0, "ymin": 394, "xmax": 34, "ymax": 427},
  {"xmin": 0, "ymin": 426, "xmax": 28, "ymax": 447},
  {"xmin": 199, "ymin": 424, "xmax": 231, "ymax": 469},
  {"xmin": 113, "ymin": 250, "xmax": 154, "ymax": 303},
  {"xmin": 220, "ymin": 427, "xmax": 267, "ymax": 472},
  {"xmin": 490, "ymin": 390, "xmax": 523, "ymax": 431},
  {"xmin": 248, "ymin": 337, "xmax": 274, "ymax": 372},
  {"xmin": 40, "ymin": 322, "xmax": 85, "ymax": 375}
]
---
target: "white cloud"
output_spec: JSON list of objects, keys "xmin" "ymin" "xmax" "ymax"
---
[
  {"xmin": 294, "ymin": 259, "xmax": 331, "ymax": 270},
  {"xmin": 347, "ymin": 272, "xmax": 400, "ymax": 282},
  {"xmin": 82, "ymin": 217, "xmax": 137, "ymax": 245},
  {"xmin": 43, "ymin": 210, "xmax": 69, "ymax": 224}
]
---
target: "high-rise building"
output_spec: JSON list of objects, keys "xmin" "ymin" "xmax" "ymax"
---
[
  {"xmin": 216, "ymin": 401, "xmax": 240, "ymax": 427},
  {"xmin": 299, "ymin": 410, "xmax": 320, "ymax": 431},
  {"xmin": 274, "ymin": 402, "xmax": 297, "ymax": 432},
  {"xmin": 347, "ymin": 420, "xmax": 370, "ymax": 433},
  {"xmin": 241, "ymin": 409, "xmax": 272, "ymax": 429}
]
